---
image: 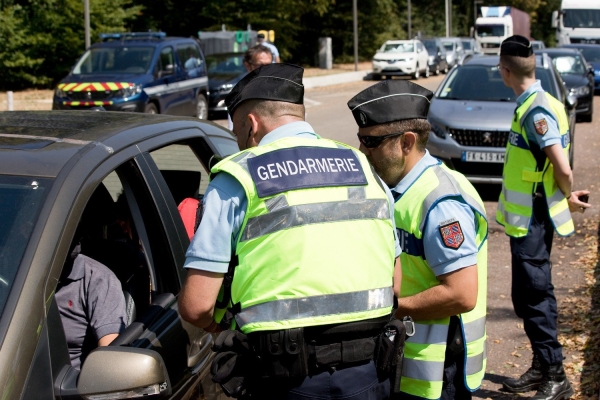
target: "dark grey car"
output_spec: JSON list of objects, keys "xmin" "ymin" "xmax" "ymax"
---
[
  {"xmin": 427, "ymin": 54, "xmax": 576, "ymax": 184},
  {"xmin": 0, "ymin": 111, "xmax": 238, "ymax": 399}
]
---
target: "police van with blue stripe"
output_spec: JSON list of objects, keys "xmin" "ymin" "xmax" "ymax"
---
[{"xmin": 52, "ymin": 32, "xmax": 210, "ymax": 118}]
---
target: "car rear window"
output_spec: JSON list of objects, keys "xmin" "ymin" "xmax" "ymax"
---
[
  {"xmin": 206, "ymin": 54, "xmax": 246, "ymax": 76},
  {"xmin": 0, "ymin": 176, "xmax": 51, "ymax": 317},
  {"xmin": 437, "ymin": 64, "xmax": 556, "ymax": 102}
]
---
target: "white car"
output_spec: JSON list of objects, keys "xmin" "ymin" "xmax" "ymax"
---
[{"xmin": 372, "ymin": 39, "xmax": 430, "ymax": 80}]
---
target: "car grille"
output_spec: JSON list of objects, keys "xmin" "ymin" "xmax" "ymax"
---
[
  {"xmin": 67, "ymin": 91, "xmax": 114, "ymax": 101},
  {"xmin": 449, "ymin": 128, "xmax": 509, "ymax": 148},
  {"xmin": 450, "ymin": 159, "xmax": 504, "ymax": 177},
  {"xmin": 481, "ymin": 43, "xmax": 500, "ymax": 49}
]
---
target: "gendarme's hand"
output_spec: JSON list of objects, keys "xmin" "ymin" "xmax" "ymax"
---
[{"xmin": 567, "ymin": 190, "xmax": 591, "ymax": 213}]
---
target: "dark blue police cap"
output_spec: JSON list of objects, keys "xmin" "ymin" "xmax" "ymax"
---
[
  {"xmin": 225, "ymin": 63, "xmax": 304, "ymax": 118},
  {"xmin": 347, "ymin": 80, "xmax": 433, "ymax": 128},
  {"xmin": 500, "ymin": 35, "xmax": 533, "ymax": 57}
]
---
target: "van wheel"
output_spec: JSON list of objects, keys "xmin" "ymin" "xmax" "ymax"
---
[
  {"xmin": 424, "ymin": 66, "xmax": 430, "ymax": 78},
  {"xmin": 196, "ymin": 94, "xmax": 208, "ymax": 119},
  {"xmin": 144, "ymin": 103, "xmax": 158, "ymax": 114},
  {"xmin": 372, "ymin": 73, "xmax": 382, "ymax": 81}
]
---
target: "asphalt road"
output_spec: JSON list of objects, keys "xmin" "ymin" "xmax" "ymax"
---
[{"xmin": 213, "ymin": 74, "xmax": 599, "ymax": 398}]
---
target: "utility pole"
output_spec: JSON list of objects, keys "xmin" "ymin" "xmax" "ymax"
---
[
  {"xmin": 445, "ymin": 0, "xmax": 452, "ymax": 37},
  {"xmin": 353, "ymin": 0, "xmax": 358, "ymax": 71},
  {"xmin": 408, "ymin": 0, "xmax": 412, "ymax": 39},
  {"xmin": 84, "ymin": 0, "xmax": 90, "ymax": 49}
]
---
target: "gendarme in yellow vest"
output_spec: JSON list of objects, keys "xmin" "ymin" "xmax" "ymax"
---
[
  {"xmin": 212, "ymin": 136, "xmax": 396, "ymax": 334},
  {"xmin": 496, "ymin": 90, "xmax": 574, "ymax": 238},
  {"xmin": 395, "ymin": 162, "xmax": 488, "ymax": 399}
]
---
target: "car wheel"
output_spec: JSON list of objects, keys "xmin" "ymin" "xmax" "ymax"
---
[
  {"xmin": 196, "ymin": 94, "xmax": 208, "ymax": 119},
  {"xmin": 580, "ymin": 112, "xmax": 593, "ymax": 123},
  {"xmin": 413, "ymin": 67, "xmax": 420, "ymax": 80},
  {"xmin": 435, "ymin": 64, "xmax": 440, "ymax": 75},
  {"xmin": 424, "ymin": 66, "xmax": 430, "ymax": 78},
  {"xmin": 372, "ymin": 73, "xmax": 382, "ymax": 81},
  {"xmin": 443, "ymin": 64, "xmax": 449, "ymax": 74},
  {"xmin": 144, "ymin": 103, "xmax": 158, "ymax": 114}
]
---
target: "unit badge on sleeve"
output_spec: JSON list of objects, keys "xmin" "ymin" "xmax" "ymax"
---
[
  {"xmin": 439, "ymin": 219, "xmax": 464, "ymax": 250},
  {"xmin": 534, "ymin": 118, "xmax": 548, "ymax": 136}
]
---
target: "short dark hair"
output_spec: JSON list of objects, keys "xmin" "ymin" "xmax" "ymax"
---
[
  {"xmin": 500, "ymin": 54, "xmax": 536, "ymax": 79},
  {"xmin": 235, "ymin": 99, "xmax": 305, "ymax": 121},
  {"xmin": 386, "ymin": 119, "xmax": 431, "ymax": 151},
  {"xmin": 244, "ymin": 45, "xmax": 273, "ymax": 65}
]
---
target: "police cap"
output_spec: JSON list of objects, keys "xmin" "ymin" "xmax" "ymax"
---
[
  {"xmin": 347, "ymin": 80, "xmax": 433, "ymax": 128},
  {"xmin": 500, "ymin": 35, "xmax": 533, "ymax": 57},
  {"xmin": 225, "ymin": 63, "xmax": 304, "ymax": 118}
]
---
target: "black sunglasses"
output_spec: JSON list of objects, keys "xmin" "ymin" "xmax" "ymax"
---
[{"xmin": 357, "ymin": 131, "xmax": 405, "ymax": 148}]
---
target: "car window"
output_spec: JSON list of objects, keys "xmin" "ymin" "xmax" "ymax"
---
[
  {"xmin": 206, "ymin": 54, "xmax": 246, "ymax": 76},
  {"xmin": 417, "ymin": 43, "xmax": 424, "ymax": 52},
  {"xmin": 0, "ymin": 176, "xmax": 50, "ymax": 317},
  {"xmin": 577, "ymin": 47, "xmax": 600, "ymax": 62},
  {"xmin": 423, "ymin": 41, "xmax": 436, "ymax": 54},
  {"xmin": 382, "ymin": 42, "xmax": 414, "ymax": 53},
  {"xmin": 462, "ymin": 41, "xmax": 472, "ymax": 50},
  {"xmin": 552, "ymin": 55, "xmax": 586, "ymax": 74},
  {"xmin": 72, "ymin": 46, "xmax": 155, "ymax": 75},
  {"xmin": 177, "ymin": 43, "xmax": 203, "ymax": 71},
  {"xmin": 160, "ymin": 47, "xmax": 175, "ymax": 72},
  {"xmin": 437, "ymin": 65, "xmax": 515, "ymax": 101},
  {"xmin": 441, "ymin": 41, "xmax": 455, "ymax": 51},
  {"xmin": 536, "ymin": 67, "xmax": 559, "ymax": 99}
]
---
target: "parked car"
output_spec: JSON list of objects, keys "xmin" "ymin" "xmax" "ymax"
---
[
  {"xmin": 372, "ymin": 39, "xmax": 430, "ymax": 80},
  {"xmin": 560, "ymin": 43, "xmax": 600, "ymax": 93},
  {"xmin": 460, "ymin": 37, "xmax": 481, "ymax": 56},
  {"xmin": 536, "ymin": 48, "xmax": 594, "ymax": 122},
  {"xmin": 0, "ymin": 111, "xmax": 239, "ymax": 399},
  {"xmin": 422, "ymin": 38, "xmax": 450, "ymax": 75},
  {"xmin": 531, "ymin": 40, "xmax": 546, "ymax": 50},
  {"xmin": 439, "ymin": 37, "xmax": 466, "ymax": 69},
  {"xmin": 53, "ymin": 32, "xmax": 209, "ymax": 119},
  {"xmin": 427, "ymin": 54, "xmax": 577, "ymax": 184},
  {"xmin": 206, "ymin": 52, "xmax": 247, "ymax": 118}
]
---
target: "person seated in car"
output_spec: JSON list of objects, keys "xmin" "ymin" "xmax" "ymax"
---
[{"xmin": 55, "ymin": 186, "xmax": 128, "ymax": 369}]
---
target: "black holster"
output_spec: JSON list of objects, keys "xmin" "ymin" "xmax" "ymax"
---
[
  {"xmin": 374, "ymin": 318, "xmax": 409, "ymax": 394},
  {"xmin": 256, "ymin": 328, "xmax": 309, "ymax": 379}
]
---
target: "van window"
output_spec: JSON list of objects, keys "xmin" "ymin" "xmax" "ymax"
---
[
  {"xmin": 160, "ymin": 47, "xmax": 175, "ymax": 73},
  {"xmin": 177, "ymin": 44, "xmax": 203, "ymax": 70}
]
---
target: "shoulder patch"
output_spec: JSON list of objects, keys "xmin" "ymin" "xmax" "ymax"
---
[
  {"xmin": 439, "ymin": 220, "xmax": 464, "ymax": 250},
  {"xmin": 534, "ymin": 118, "xmax": 548, "ymax": 136}
]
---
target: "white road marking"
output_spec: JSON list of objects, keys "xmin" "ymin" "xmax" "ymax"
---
[{"xmin": 304, "ymin": 97, "xmax": 322, "ymax": 107}]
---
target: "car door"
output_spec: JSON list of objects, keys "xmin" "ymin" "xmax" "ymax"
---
[
  {"xmin": 25, "ymin": 127, "xmax": 236, "ymax": 400},
  {"xmin": 154, "ymin": 46, "xmax": 182, "ymax": 115},
  {"xmin": 176, "ymin": 43, "xmax": 208, "ymax": 117},
  {"xmin": 417, "ymin": 42, "xmax": 428, "ymax": 70}
]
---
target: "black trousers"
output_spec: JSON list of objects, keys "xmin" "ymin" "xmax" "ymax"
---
[{"xmin": 510, "ymin": 195, "xmax": 563, "ymax": 366}]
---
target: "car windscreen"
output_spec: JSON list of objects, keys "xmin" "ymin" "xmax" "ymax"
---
[
  {"xmin": 422, "ymin": 41, "xmax": 437, "ymax": 54},
  {"xmin": 563, "ymin": 9, "xmax": 600, "ymax": 29},
  {"xmin": 577, "ymin": 47, "xmax": 600, "ymax": 62},
  {"xmin": 72, "ymin": 46, "xmax": 155, "ymax": 75},
  {"xmin": 0, "ymin": 176, "xmax": 51, "ymax": 318},
  {"xmin": 206, "ymin": 54, "xmax": 246, "ymax": 76},
  {"xmin": 381, "ymin": 43, "xmax": 414, "ymax": 53},
  {"xmin": 476, "ymin": 24, "xmax": 505, "ymax": 37},
  {"xmin": 441, "ymin": 41, "xmax": 455, "ymax": 51},
  {"xmin": 462, "ymin": 41, "xmax": 472, "ymax": 50},
  {"xmin": 438, "ymin": 64, "xmax": 556, "ymax": 101},
  {"xmin": 551, "ymin": 55, "xmax": 586, "ymax": 75}
]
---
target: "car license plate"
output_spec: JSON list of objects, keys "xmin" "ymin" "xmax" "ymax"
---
[{"xmin": 462, "ymin": 151, "xmax": 505, "ymax": 163}]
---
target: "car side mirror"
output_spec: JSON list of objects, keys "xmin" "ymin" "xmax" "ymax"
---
[
  {"xmin": 161, "ymin": 64, "xmax": 175, "ymax": 76},
  {"xmin": 566, "ymin": 94, "xmax": 578, "ymax": 110},
  {"xmin": 551, "ymin": 11, "xmax": 558, "ymax": 28},
  {"xmin": 77, "ymin": 347, "xmax": 171, "ymax": 398}
]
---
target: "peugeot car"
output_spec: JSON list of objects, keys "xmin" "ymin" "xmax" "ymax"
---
[{"xmin": 427, "ymin": 54, "xmax": 576, "ymax": 184}]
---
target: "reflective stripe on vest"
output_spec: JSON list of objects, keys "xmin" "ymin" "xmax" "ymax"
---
[
  {"xmin": 212, "ymin": 136, "xmax": 396, "ymax": 333},
  {"xmin": 497, "ymin": 91, "xmax": 574, "ymax": 238},
  {"xmin": 236, "ymin": 286, "xmax": 394, "ymax": 329},
  {"xmin": 395, "ymin": 163, "xmax": 488, "ymax": 399}
]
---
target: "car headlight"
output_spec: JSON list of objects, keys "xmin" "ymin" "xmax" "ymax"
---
[
  {"xmin": 407, "ymin": 57, "xmax": 414, "ymax": 61},
  {"xmin": 219, "ymin": 84, "xmax": 234, "ymax": 94},
  {"xmin": 570, "ymin": 85, "xmax": 590, "ymax": 96},
  {"xmin": 54, "ymin": 88, "xmax": 67, "ymax": 99},
  {"xmin": 121, "ymin": 84, "xmax": 142, "ymax": 98},
  {"xmin": 430, "ymin": 122, "xmax": 447, "ymax": 138},
  {"xmin": 373, "ymin": 58, "xmax": 383, "ymax": 62}
]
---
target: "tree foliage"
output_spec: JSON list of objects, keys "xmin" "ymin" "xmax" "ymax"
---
[{"xmin": 1, "ymin": 0, "xmax": 562, "ymax": 89}]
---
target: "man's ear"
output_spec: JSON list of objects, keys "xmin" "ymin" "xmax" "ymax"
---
[{"xmin": 403, "ymin": 132, "xmax": 417, "ymax": 153}]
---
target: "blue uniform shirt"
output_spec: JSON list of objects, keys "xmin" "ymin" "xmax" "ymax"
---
[
  {"xmin": 517, "ymin": 80, "xmax": 562, "ymax": 149},
  {"xmin": 392, "ymin": 151, "xmax": 479, "ymax": 277},
  {"xmin": 185, "ymin": 121, "xmax": 401, "ymax": 273}
]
